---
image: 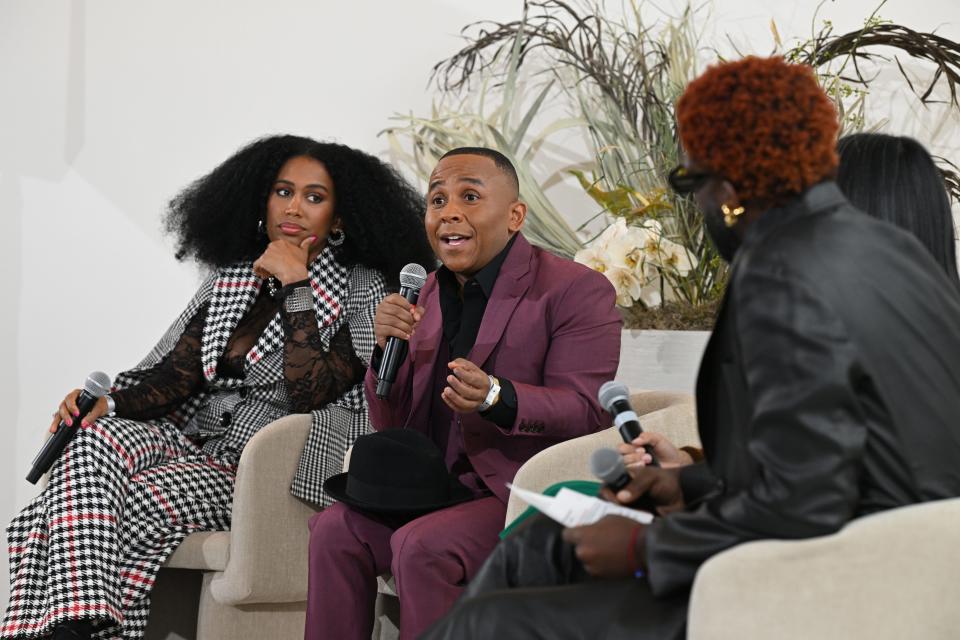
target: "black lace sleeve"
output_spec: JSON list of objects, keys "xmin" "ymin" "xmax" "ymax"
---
[
  {"xmin": 281, "ymin": 302, "xmax": 366, "ymax": 414},
  {"xmin": 112, "ymin": 306, "xmax": 206, "ymax": 420}
]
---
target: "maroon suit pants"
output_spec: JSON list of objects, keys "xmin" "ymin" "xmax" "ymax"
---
[{"xmin": 305, "ymin": 496, "xmax": 506, "ymax": 640}]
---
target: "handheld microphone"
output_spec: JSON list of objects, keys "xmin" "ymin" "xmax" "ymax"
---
[
  {"xmin": 376, "ymin": 263, "xmax": 428, "ymax": 399},
  {"xmin": 590, "ymin": 447, "xmax": 631, "ymax": 491},
  {"xmin": 27, "ymin": 371, "xmax": 112, "ymax": 484},
  {"xmin": 591, "ymin": 446, "xmax": 660, "ymax": 514},
  {"xmin": 598, "ymin": 381, "xmax": 659, "ymax": 467}
]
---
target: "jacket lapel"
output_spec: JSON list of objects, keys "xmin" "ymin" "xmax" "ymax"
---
[
  {"xmin": 410, "ymin": 278, "xmax": 444, "ymax": 408},
  {"xmin": 468, "ymin": 234, "xmax": 533, "ymax": 369}
]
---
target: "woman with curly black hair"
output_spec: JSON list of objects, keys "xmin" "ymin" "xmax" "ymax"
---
[{"xmin": 2, "ymin": 134, "xmax": 434, "ymax": 640}]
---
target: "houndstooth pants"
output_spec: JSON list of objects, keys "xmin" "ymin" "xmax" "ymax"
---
[{"xmin": 2, "ymin": 417, "xmax": 236, "ymax": 639}]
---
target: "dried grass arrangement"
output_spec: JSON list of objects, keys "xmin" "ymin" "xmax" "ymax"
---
[{"xmin": 384, "ymin": 1, "xmax": 960, "ymax": 329}]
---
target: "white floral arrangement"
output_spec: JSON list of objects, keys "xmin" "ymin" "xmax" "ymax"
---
[{"xmin": 575, "ymin": 218, "xmax": 696, "ymax": 309}]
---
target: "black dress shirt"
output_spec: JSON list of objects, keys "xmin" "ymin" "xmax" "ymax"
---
[{"xmin": 436, "ymin": 234, "xmax": 519, "ymax": 428}]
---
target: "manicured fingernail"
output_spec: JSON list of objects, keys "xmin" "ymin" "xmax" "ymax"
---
[
  {"xmin": 73, "ymin": 411, "xmax": 79, "ymax": 417},
  {"xmin": 617, "ymin": 491, "xmax": 630, "ymax": 501},
  {"xmin": 66, "ymin": 418, "xmax": 72, "ymax": 426},
  {"xmin": 81, "ymin": 420, "xmax": 89, "ymax": 427}
]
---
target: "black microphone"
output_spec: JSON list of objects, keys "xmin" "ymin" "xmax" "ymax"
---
[
  {"xmin": 591, "ymin": 446, "xmax": 660, "ymax": 514},
  {"xmin": 590, "ymin": 447, "xmax": 632, "ymax": 491},
  {"xmin": 376, "ymin": 263, "xmax": 428, "ymax": 399},
  {"xmin": 27, "ymin": 371, "xmax": 112, "ymax": 484},
  {"xmin": 598, "ymin": 381, "xmax": 659, "ymax": 467}
]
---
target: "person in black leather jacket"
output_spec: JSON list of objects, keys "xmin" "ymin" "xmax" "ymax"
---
[{"xmin": 423, "ymin": 55, "xmax": 960, "ymax": 640}]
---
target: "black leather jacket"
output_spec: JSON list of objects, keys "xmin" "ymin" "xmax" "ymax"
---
[{"xmin": 646, "ymin": 182, "xmax": 960, "ymax": 597}]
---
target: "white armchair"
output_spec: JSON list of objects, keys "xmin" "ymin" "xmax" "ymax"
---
[
  {"xmin": 501, "ymin": 391, "xmax": 960, "ymax": 639},
  {"xmin": 370, "ymin": 391, "xmax": 698, "ymax": 640},
  {"xmin": 146, "ymin": 413, "xmax": 318, "ymax": 640},
  {"xmin": 688, "ymin": 497, "xmax": 960, "ymax": 639}
]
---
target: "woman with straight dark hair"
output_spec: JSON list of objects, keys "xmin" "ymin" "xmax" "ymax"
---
[{"xmin": 837, "ymin": 132, "xmax": 959, "ymax": 281}]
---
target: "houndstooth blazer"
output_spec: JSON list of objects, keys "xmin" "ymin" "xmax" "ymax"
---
[{"xmin": 115, "ymin": 247, "xmax": 385, "ymax": 507}]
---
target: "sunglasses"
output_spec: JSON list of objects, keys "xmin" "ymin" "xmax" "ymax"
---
[{"xmin": 667, "ymin": 165, "xmax": 712, "ymax": 195}]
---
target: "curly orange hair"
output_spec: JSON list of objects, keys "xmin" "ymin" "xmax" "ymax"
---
[{"xmin": 676, "ymin": 56, "xmax": 839, "ymax": 206}]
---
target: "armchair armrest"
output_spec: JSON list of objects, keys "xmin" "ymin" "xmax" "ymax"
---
[
  {"xmin": 209, "ymin": 413, "xmax": 318, "ymax": 605},
  {"xmin": 687, "ymin": 498, "xmax": 960, "ymax": 639},
  {"xmin": 505, "ymin": 391, "xmax": 697, "ymax": 523}
]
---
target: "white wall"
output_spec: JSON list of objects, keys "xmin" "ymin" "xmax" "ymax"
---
[{"xmin": 1, "ymin": 0, "xmax": 957, "ymax": 610}]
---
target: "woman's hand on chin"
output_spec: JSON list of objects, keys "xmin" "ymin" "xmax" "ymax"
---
[{"xmin": 253, "ymin": 235, "xmax": 316, "ymax": 285}]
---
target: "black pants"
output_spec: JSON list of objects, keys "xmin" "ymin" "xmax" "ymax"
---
[{"xmin": 421, "ymin": 515, "xmax": 689, "ymax": 640}]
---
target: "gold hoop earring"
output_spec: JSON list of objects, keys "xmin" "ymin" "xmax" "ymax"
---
[{"xmin": 721, "ymin": 204, "xmax": 745, "ymax": 228}]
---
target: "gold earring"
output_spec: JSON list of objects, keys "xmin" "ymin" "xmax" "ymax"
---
[{"xmin": 721, "ymin": 203, "xmax": 745, "ymax": 228}]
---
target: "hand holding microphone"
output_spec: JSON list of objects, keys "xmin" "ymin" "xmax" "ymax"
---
[
  {"xmin": 591, "ymin": 447, "xmax": 685, "ymax": 515},
  {"xmin": 598, "ymin": 381, "xmax": 659, "ymax": 467},
  {"xmin": 29, "ymin": 371, "xmax": 112, "ymax": 484},
  {"xmin": 375, "ymin": 264, "xmax": 428, "ymax": 399}
]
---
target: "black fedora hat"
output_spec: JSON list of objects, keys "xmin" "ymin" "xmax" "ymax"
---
[{"xmin": 324, "ymin": 429, "xmax": 473, "ymax": 514}]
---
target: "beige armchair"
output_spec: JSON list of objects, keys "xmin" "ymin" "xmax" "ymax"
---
[
  {"xmin": 504, "ymin": 391, "xmax": 960, "ymax": 639},
  {"xmin": 146, "ymin": 413, "xmax": 318, "ymax": 640},
  {"xmin": 371, "ymin": 391, "xmax": 698, "ymax": 640},
  {"xmin": 688, "ymin": 497, "xmax": 960, "ymax": 639}
]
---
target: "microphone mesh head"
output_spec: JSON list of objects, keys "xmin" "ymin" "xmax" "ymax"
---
[
  {"xmin": 589, "ymin": 448, "xmax": 626, "ymax": 484},
  {"xmin": 83, "ymin": 371, "xmax": 113, "ymax": 398},
  {"xmin": 598, "ymin": 381, "xmax": 630, "ymax": 412},
  {"xmin": 399, "ymin": 263, "xmax": 428, "ymax": 289}
]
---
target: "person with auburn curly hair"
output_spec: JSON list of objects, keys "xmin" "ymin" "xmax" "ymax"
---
[
  {"xmin": 1, "ymin": 135, "xmax": 434, "ymax": 640},
  {"xmin": 424, "ymin": 56, "xmax": 960, "ymax": 640}
]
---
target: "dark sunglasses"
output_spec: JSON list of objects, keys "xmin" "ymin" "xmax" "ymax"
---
[{"xmin": 667, "ymin": 165, "xmax": 712, "ymax": 195}]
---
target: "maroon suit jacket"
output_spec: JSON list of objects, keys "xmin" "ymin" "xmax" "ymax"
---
[{"xmin": 364, "ymin": 233, "xmax": 622, "ymax": 503}]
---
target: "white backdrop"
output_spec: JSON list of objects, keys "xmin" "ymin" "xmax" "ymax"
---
[{"xmin": 1, "ymin": 0, "xmax": 958, "ymax": 609}]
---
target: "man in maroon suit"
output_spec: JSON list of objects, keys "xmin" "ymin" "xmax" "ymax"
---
[{"xmin": 304, "ymin": 147, "xmax": 622, "ymax": 640}]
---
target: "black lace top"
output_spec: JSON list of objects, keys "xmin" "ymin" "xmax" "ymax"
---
[{"xmin": 112, "ymin": 281, "xmax": 366, "ymax": 420}]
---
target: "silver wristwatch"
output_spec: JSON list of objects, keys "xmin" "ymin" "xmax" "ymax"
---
[
  {"xmin": 284, "ymin": 286, "xmax": 313, "ymax": 313},
  {"xmin": 478, "ymin": 375, "xmax": 501, "ymax": 412}
]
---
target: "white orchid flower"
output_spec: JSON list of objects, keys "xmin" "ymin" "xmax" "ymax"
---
[
  {"xmin": 575, "ymin": 243, "xmax": 612, "ymax": 275},
  {"xmin": 604, "ymin": 266, "xmax": 644, "ymax": 307}
]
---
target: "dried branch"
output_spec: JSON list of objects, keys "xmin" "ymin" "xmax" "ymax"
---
[{"xmin": 790, "ymin": 22, "xmax": 960, "ymax": 107}]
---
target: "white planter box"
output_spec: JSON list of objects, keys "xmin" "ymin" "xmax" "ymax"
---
[{"xmin": 615, "ymin": 329, "xmax": 710, "ymax": 394}]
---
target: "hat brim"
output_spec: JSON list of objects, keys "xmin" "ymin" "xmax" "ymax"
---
[{"xmin": 323, "ymin": 472, "xmax": 475, "ymax": 515}]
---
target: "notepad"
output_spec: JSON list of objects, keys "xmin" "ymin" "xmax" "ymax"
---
[{"xmin": 507, "ymin": 484, "xmax": 653, "ymax": 527}]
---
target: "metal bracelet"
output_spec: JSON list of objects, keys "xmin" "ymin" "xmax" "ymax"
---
[{"xmin": 284, "ymin": 286, "xmax": 313, "ymax": 313}]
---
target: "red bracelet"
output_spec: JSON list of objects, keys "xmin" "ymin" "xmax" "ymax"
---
[{"xmin": 627, "ymin": 525, "xmax": 645, "ymax": 578}]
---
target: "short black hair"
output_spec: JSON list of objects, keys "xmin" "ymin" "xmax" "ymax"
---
[
  {"xmin": 439, "ymin": 146, "xmax": 520, "ymax": 196},
  {"xmin": 165, "ymin": 134, "xmax": 436, "ymax": 283},
  {"xmin": 837, "ymin": 133, "xmax": 959, "ymax": 282}
]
